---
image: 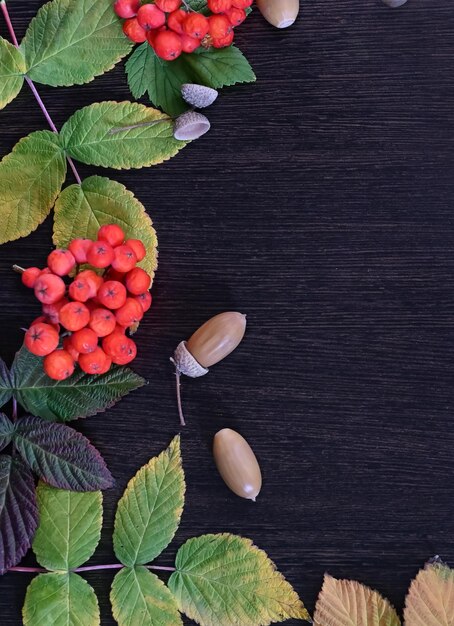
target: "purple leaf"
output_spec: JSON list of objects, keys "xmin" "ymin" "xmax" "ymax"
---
[
  {"xmin": 0, "ymin": 414, "xmax": 14, "ymax": 451},
  {"xmin": 0, "ymin": 455, "xmax": 38, "ymax": 574},
  {"xmin": 0, "ymin": 357, "xmax": 12, "ymax": 410},
  {"xmin": 13, "ymin": 417, "xmax": 113, "ymax": 492}
]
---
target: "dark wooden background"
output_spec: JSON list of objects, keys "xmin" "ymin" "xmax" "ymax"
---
[{"xmin": 1, "ymin": 0, "xmax": 454, "ymax": 623}]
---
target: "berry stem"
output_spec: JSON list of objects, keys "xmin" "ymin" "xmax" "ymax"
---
[
  {"xmin": 0, "ymin": 0, "xmax": 83, "ymax": 186},
  {"xmin": 170, "ymin": 358, "xmax": 186, "ymax": 427},
  {"xmin": 9, "ymin": 563, "xmax": 176, "ymax": 574},
  {"xmin": 12, "ymin": 264, "xmax": 25, "ymax": 274}
]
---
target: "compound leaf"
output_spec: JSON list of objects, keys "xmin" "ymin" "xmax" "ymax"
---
[
  {"xmin": 313, "ymin": 574, "xmax": 401, "ymax": 626},
  {"xmin": 0, "ymin": 357, "xmax": 12, "ymax": 410},
  {"xmin": 10, "ymin": 345, "xmax": 145, "ymax": 422},
  {"xmin": 0, "ymin": 455, "xmax": 38, "ymax": 574},
  {"xmin": 168, "ymin": 533, "xmax": 309, "ymax": 626},
  {"xmin": 0, "ymin": 130, "xmax": 66, "ymax": 244},
  {"xmin": 126, "ymin": 43, "xmax": 255, "ymax": 116},
  {"xmin": 23, "ymin": 572, "xmax": 100, "ymax": 626},
  {"xmin": 33, "ymin": 482, "xmax": 103, "ymax": 570},
  {"xmin": 114, "ymin": 436, "xmax": 185, "ymax": 567},
  {"xmin": 13, "ymin": 416, "xmax": 113, "ymax": 491},
  {"xmin": 0, "ymin": 36, "xmax": 25, "ymax": 110},
  {"xmin": 61, "ymin": 101, "xmax": 186, "ymax": 169},
  {"xmin": 21, "ymin": 0, "xmax": 132, "ymax": 87},
  {"xmin": 404, "ymin": 561, "xmax": 454, "ymax": 626},
  {"xmin": 0, "ymin": 414, "xmax": 14, "ymax": 452},
  {"xmin": 54, "ymin": 176, "xmax": 158, "ymax": 280},
  {"xmin": 111, "ymin": 566, "xmax": 183, "ymax": 626}
]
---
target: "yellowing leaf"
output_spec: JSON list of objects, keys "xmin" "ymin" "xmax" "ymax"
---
[
  {"xmin": 113, "ymin": 436, "xmax": 185, "ymax": 567},
  {"xmin": 168, "ymin": 533, "xmax": 309, "ymax": 626},
  {"xmin": 53, "ymin": 176, "xmax": 158, "ymax": 281},
  {"xmin": 0, "ymin": 130, "xmax": 66, "ymax": 244},
  {"xmin": 0, "ymin": 36, "xmax": 25, "ymax": 110},
  {"xmin": 404, "ymin": 561, "xmax": 454, "ymax": 626},
  {"xmin": 314, "ymin": 574, "xmax": 401, "ymax": 626},
  {"xmin": 60, "ymin": 101, "xmax": 187, "ymax": 170}
]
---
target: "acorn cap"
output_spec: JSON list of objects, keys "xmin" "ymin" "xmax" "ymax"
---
[
  {"xmin": 382, "ymin": 0, "xmax": 408, "ymax": 6},
  {"xmin": 173, "ymin": 341, "xmax": 209, "ymax": 378},
  {"xmin": 174, "ymin": 111, "xmax": 211, "ymax": 141},
  {"xmin": 181, "ymin": 83, "xmax": 219, "ymax": 108}
]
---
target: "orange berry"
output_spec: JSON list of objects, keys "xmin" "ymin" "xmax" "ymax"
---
[
  {"xmin": 155, "ymin": 0, "xmax": 181, "ymax": 10},
  {"xmin": 137, "ymin": 4, "xmax": 166, "ymax": 30},
  {"xmin": 123, "ymin": 17, "xmax": 148, "ymax": 42},
  {"xmin": 42, "ymin": 298, "xmax": 69, "ymax": 324},
  {"xmin": 63, "ymin": 336, "xmax": 79, "ymax": 362},
  {"xmin": 59, "ymin": 302, "xmax": 90, "ymax": 331},
  {"xmin": 68, "ymin": 238, "xmax": 92, "ymax": 264},
  {"xmin": 114, "ymin": 0, "xmax": 141, "ymax": 18},
  {"xmin": 89, "ymin": 308, "xmax": 117, "ymax": 337},
  {"xmin": 98, "ymin": 224, "xmax": 125, "ymax": 247},
  {"xmin": 79, "ymin": 347, "xmax": 109, "ymax": 375},
  {"xmin": 125, "ymin": 267, "xmax": 151, "ymax": 295},
  {"xmin": 153, "ymin": 30, "xmax": 183, "ymax": 60},
  {"xmin": 97, "ymin": 280, "xmax": 127, "ymax": 310},
  {"xmin": 47, "ymin": 249, "xmax": 76, "ymax": 276},
  {"xmin": 43, "ymin": 350, "xmax": 75, "ymax": 380},
  {"xmin": 231, "ymin": 0, "xmax": 252, "ymax": 7},
  {"xmin": 76, "ymin": 270, "xmax": 103, "ymax": 297},
  {"xmin": 69, "ymin": 277, "xmax": 92, "ymax": 302},
  {"xmin": 24, "ymin": 323, "xmax": 59, "ymax": 357},
  {"xmin": 111, "ymin": 337, "xmax": 137, "ymax": 365},
  {"xmin": 86, "ymin": 240, "xmax": 115, "ymax": 269},
  {"xmin": 135, "ymin": 291, "xmax": 152, "ymax": 313},
  {"xmin": 181, "ymin": 33, "xmax": 200, "ymax": 53},
  {"xmin": 124, "ymin": 239, "xmax": 146, "ymax": 262},
  {"xmin": 97, "ymin": 354, "xmax": 112, "ymax": 375},
  {"xmin": 111, "ymin": 245, "xmax": 137, "ymax": 273},
  {"xmin": 184, "ymin": 13, "xmax": 209, "ymax": 39},
  {"xmin": 225, "ymin": 6, "xmax": 246, "ymax": 25},
  {"xmin": 209, "ymin": 14, "xmax": 232, "ymax": 38},
  {"xmin": 212, "ymin": 30, "xmax": 234, "ymax": 47},
  {"xmin": 70, "ymin": 328, "xmax": 98, "ymax": 354},
  {"xmin": 21, "ymin": 267, "xmax": 41, "ymax": 288},
  {"xmin": 30, "ymin": 315, "xmax": 60, "ymax": 332},
  {"xmin": 34, "ymin": 274, "xmax": 66, "ymax": 305},
  {"xmin": 167, "ymin": 9, "xmax": 187, "ymax": 34},
  {"xmin": 208, "ymin": 0, "xmax": 232, "ymax": 13},
  {"xmin": 115, "ymin": 298, "xmax": 144, "ymax": 327},
  {"xmin": 102, "ymin": 331, "xmax": 129, "ymax": 358}
]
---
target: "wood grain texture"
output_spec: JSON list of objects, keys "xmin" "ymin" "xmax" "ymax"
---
[{"xmin": 0, "ymin": 0, "xmax": 453, "ymax": 623}]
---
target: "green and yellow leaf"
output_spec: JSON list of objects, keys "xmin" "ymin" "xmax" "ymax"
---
[
  {"xmin": 21, "ymin": 0, "xmax": 132, "ymax": 87},
  {"xmin": 113, "ymin": 436, "xmax": 185, "ymax": 567},
  {"xmin": 313, "ymin": 574, "xmax": 401, "ymax": 626},
  {"xmin": 111, "ymin": 566, "xmax": 183, "ymax": 626},
  {"xmin": 0, "ymin": 36, "xmax": 25, "ymax": 110},
  {"xmin": 168, "ymin": 533, "xmax": 309, "ymax": 626},
  {"xmin": 54, "ymin": 176, "xmax": 158, "ymax": 280},
  {"xmin": 23, "ymin": 572, "xmax": 100, "ymax": 626},
  {"xmin": 33, "ymin": 484, "xmax": 102, "ymax": 573},
  {"xmin": 60, "ymin": 101, "xmax": 186, "ymax": 170},
  {"xmin": 0, "ymin": 130, "xmax": 66, "ymax": 244},
  {"xmin": 404, "ymin": 561, "xmax": 454, "ymax": 626}
]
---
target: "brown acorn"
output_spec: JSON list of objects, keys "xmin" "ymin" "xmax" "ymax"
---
[
  {"xmin": 213, "ymin": 428, "xmax": 262, "ymax": 501},
  {"xmin": 256, "ymin": 0, "xmax": 299, "ymax": 29}
]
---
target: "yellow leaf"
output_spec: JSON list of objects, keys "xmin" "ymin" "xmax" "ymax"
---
[
  {"xmin": 404, "ymin": 561, "xmax": 454, "ymax": 626},
  {"xmin": 314, "ymin": 574, "xmax": 401, "ymax": 626}
]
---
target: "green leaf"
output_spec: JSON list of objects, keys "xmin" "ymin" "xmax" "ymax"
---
[
  {"xmin": 23, "ymin": 572, "xmax": 100, "ymax": 626},
  {"xmin": 13, "ymin": 416, "xmax": 113, "ymax": 491},
  {"xmin": 0, "ymin": 413, "xmax": 14, "ymax": 451},
  {"xmin": 33, "ymin": 482, "xmax": 102, "ymax": 571},
  {"xmin": 126, "ymin": 44, "xmax": 256, "ymax": 116},
  {"xmin": 21, "ymin": 0, "xmax": 132, "ymax": 87},
  {"xmin": 0, "ymin": 455, "xmax": 38, "ymax": 573},
  {"xmin": 0, "ymin": 130, "xmax": 66, "ymax": 244},
  {"xmin": 10, "ymin": 345, "xmax": 145, "ymax": 422},
  {"xmin": 114, "ymin": 436, "xmax": 185, "ymax": 567},
  {"xmin": 111, "ymin": 566, "xmax": 183, "ymax": 626},
  {"xmin": 61, "ymin": 101, "xmax": 186, "ymax": 170},
  {"xmin": 0, "ymin": 357, "xmax": 12, "ymax": 410},
  {"xmin": 0, "ymin": 36, "xmax": 25, "ymax": 110},
  {"xmin": 54, "ymin": 176, "xmax": 158, "ymax": 280},
  {"xmin": 168, "ymin": 534, "xmax": 310, "ymax": 626}
]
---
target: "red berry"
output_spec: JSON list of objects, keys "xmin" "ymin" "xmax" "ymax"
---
[
  {"xmin": 102, "ymin": 332, "xmax": 137, "ymax": 365},
  {"xmin": 98, "ymin": 224, "xmax": 125, "ymax": 247},
  {"xmin": 184, "ymin": 13, "xmax": 209, "ymax": 39},
  {"xmin": 125, "ymin": 267, "xmax": 151, "ymax": 295},
  {"xmin": 155, "ymin": 0, "xmax": 181, "ymax": 11},
  {"xmin": 153, "ymin": 30, "xmax": 183, "ymax": 61},
  {"xmin": 30, "ymin": 315, "xmax": 60, "ymax": 332},
  {"xmin": 86, "ymin": 241, "xmax": 115, "ymax": 269},
  {"xmin": 231, "ymin": 0, "xmax": 252, "ymax": 7},
  {"xmin": 111, "ymin": 337, "xmax": 137, "ymax": 365},
  {"xmin": 97, "ymin": 354, "xmax": 112, "ymax": 375},
  {"xmin": 97, "ymin": 280, "xmax": 127, "ymax": 310},
  {"xmin": 69, "ymin": 277, "xmax": 92, "ymax": 302},
  {"xmin": 225, "ymin": 6, "xmax": 246, "ymax": 25},
  {"xmin": 111, "ymin": 245, "xmax": 137, "ymax": 273},
  {"xmin": 39, "ymin": 268, "xmax": 52, "ymax": 275},
  {"xmin": 167, "ymin": 9, "xmax": 187, "ymax": 34},
  {"xmin": 47, "ymin": 249, "xmax": 76, "ymax": 276},
  {"xmin": 59, "ymin": 302, "xmax": 90, "ymax": 332},
  {"xmin": 24, "ymin": 323, "xmax": 59, "ymax": 357},
  {"xmin": 181, "ymin": 33, "xmax": 200, "ymax": 52},
  {"xmin": 135, "ymin": 291, "xmax": 152, "ymax": 313},
  {"xmin": 76, "ymin": 270, "xmax": 103, "ymax": 297},
  {"xmin": 21, "ymin": 267, "xmax": 41, "ymax": 288},
  {"xmin": 209, "ymin": 14, "xmax": 232, "ymax": 38},
  {"xmin": 212, "ymin": 30, "xmax": 234, "ymax": 47},
  {"xmin": 137, "ymin": 4, "xmax": 166, "ymax": 30},
  {"xmin": 105, "ymin": 268, "xmax": 126, "ymax": 282},
  {"xmin": 114, "ymin": 0, "xmax": 141, "ymax": 18},
  {"xmin": 43, "ymin": 350, "xmax": 75, "ymax": 381},
  {"xmin": 71, "ymin": 328, "xmax": 98, "ymax": 354},
  {"xmin": 115, "ymin": 298, "xmax": 144, "ymax": 327},
  {"xmin": 68, "ymin": 239, "xmax": 92, "ymax": 264},
  {"xmin": 89, "ymin": 308, "xmax": 117, "ymax": 337},
  {"xmin": 208, "ymin": 0, "xmax": 232, "ymax": 13},
  {"xmin": 125, "ymin": 239, "xmax": 146, "ymax": 262},
  {"xmin": 79, "ymin": 347, "xmax": 109, "ymax": 375},
  {"xmin": 123, "ymin": 17, "xmax": 148, "ymax": 42},
  {"xmin": 63, "ymin": 336, "xmax": 79, "ymax": 362},
  {"xmin": 34, "ymin": 274, "xmax": 66, "ymax": 305},
  {"xmin": 42, "ymin": 298, "xmax": 69, "ymax": 324}
]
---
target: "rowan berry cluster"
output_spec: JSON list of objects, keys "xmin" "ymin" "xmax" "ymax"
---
[
  {"xmin": 21, "ymin": 225, "xmax": 152, "ymax": 381},
  {"xmin": 114, "ymin": 0, "xmax": 252, "ymax": 61}
]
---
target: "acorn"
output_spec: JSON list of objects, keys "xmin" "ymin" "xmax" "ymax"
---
[
  {"xmin": 382, "ymin": 0, "xmax": 408, "ymax": 6},
  {"xmin": 256, "ymin": 0, "xmax": 299, "ymax": 29},
  {"xmin": 173, "ymin": 111, "xmax": 211, "ymax": 141},
  {"xmin": 213, "ymin": 428, "xmax": 262, "ymax": 501},
  {"xmin": 181, "ymin": 83, "xmax": 219, "ymax": 109},
  {"xmin": 171, "ymin": 312, "xmax": 247, "ymax": 425}
]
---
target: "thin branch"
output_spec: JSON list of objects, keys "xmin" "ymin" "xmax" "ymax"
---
[
  {"xmin": 0, "ymin": 0, "xmax": 82, "ymax": 185},
  {"xmin": 170, "ymin": 358, "xmax": 186, "ymax": 426},
  {"xmin": 12, "ymin": 397, "xmax": 17, "ymax": 421}
]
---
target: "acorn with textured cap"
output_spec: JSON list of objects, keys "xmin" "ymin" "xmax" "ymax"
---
[
  {"xmin": 256, "ymin": 0, "xmax": 299, "ymax": 28},
  {"xmin": 181, "ymin": 83, "xmax": 219, "ymax": 108},
  {"xmin": 173, "ymin": 111, "xmax": 211, "ymax": 140}
]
